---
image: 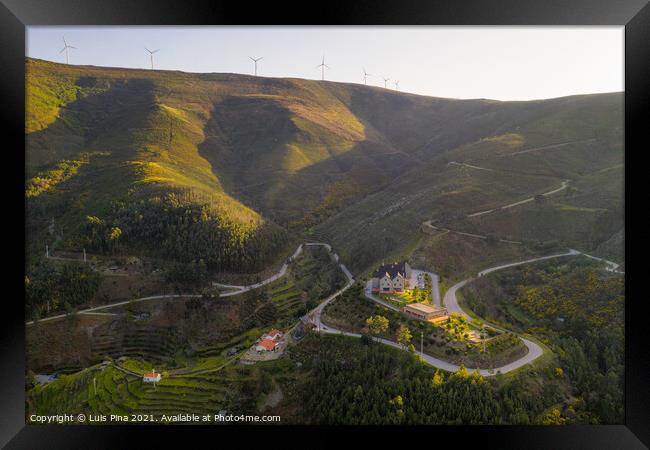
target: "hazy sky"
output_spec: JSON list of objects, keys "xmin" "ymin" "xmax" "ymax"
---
[{"xmin": 26, "ymin": 26, "xmax": 623, "ymax": 101}]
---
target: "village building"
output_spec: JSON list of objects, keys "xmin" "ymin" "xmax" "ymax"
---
[
  {"xmin": 370, "ymin": 261, "xmax": 412, "ymax": 294},
  {"xmin": 255, "ymin": 339, "xmax": 278, "ymax": 352},
  {"xmin": 402, "ymin": 302, "xmax": 449, "ymax": 323},
  {"xmin": 143, "ymin": 371, "xmax": 161, "ymax": 383},
  {"xmin": 262, "ymin": 329, "xmax": 283, "ymax": 341}
]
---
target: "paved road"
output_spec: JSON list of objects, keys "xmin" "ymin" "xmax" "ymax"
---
[
  {"xmin": 577, "ymin": 251, "xmax": 624, "ymax": 274},
  {"xmin": 26, "ymin": 294, "xmax": 203, "ymax": 325},
  {"xmin": 438, "ymin": 250, "xmax": 584, "ymax": 372},
  {"xmin": 212, "ymin": 243, "xmax": 306, "ymax": 294},
  {"xmin": 28, "ymin": 239, "xmax": 621, "ymax": 377},
  {"xmin": 316, "ymin": 252, "xmax": 585, "ymax": 375},
  {"xmin": 412, "ymin": 269, "xmax": 441, "ymax": 306},
  {"xmin": 503, "ymin": 138, "xmax": 597, "ymax": 157},
  {"xmin": 467, "ymin": 180, "xmax": 569, "ymax": 218},
  {"xmin": 362, "ymin": 282, "xmax": 401, "ymax": 311},
  {"xmin": 444, "ymin": 250, "xmax": 581, "ymax": 316},
  {"xmin": 448, "ymin": 161, "xmax": 495, "ymax": 171},
  {"xmin": 422, "ymin": 221, "xmax": 522, "ymax": 245},
  {"xmin": 27, "ymin": 242, "xmax": 345, "ymax": 326}
]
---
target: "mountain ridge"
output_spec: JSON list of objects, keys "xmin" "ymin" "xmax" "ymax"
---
[{"xmin": 25, "ymin": 57, "xmax": 623, "ymax": 273}]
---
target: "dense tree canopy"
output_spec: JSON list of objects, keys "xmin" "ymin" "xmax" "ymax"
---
[
  {"xmin": 25, "ymin": 261, "xmax": 100, "ymax": 320},
  {"xmin": 83, "ymin": 191, "xmax": 288, "ymax": 273}
]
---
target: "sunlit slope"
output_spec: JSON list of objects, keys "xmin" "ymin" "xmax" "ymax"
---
[
  {"xmin": 26, "ymin": 58, "xmax": 623, "ymax": 272},
  {"xmin": 316, "ymin": 93, "xmax": 623, "ymax": 271}
]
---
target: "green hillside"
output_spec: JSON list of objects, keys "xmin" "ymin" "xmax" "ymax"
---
[{"xmin": 26, "ymin": 58, "xmax": 623, "ymax": 274}]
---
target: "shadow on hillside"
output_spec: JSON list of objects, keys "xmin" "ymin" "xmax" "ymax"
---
[
  {"xmin": 26, "ymin": 77, "xmax": 157, "ymax": 172},
  {"xmin": 196, "ymin": 95, "xmax": 418, "ymax": 227}
]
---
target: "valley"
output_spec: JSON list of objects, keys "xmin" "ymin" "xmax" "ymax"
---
[{"xmin": 25, "ymin": 58, "xmax": 624, "ymax": 425}]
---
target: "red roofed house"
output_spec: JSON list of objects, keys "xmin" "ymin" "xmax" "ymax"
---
[
  {"xmin": 255, "ymin": 339, "xmax": 278, "ymax": 352},
  {"xmin": 143, "ymin": 371, "xmax": 161, "ymax": 383},
  {"xmin": 262, "ymin": 329, "xmax": 283, "ymax": 341}
]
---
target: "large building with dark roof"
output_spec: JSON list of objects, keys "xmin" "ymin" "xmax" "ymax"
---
[{"xmin": 370, "ymin": 261, "xmax": 412, "ymax": 293}]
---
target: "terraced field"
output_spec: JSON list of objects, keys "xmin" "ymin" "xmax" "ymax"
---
[
  {"xmin": 91, "ymin": 324, "xmax": 181, "ymax": 364},
  {"xmin": 29, "ymin": 363, "xmax": 247, "ymax": 421},
  {"xmin": 193, "ymin": 328, "xmax": 263, "ymax": 358}
]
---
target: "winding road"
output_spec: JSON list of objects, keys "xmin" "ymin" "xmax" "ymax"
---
[
  {"xmin": 467, "ymin": 180, "xmax": 570, "ymax": 218},
  {"xmin": 26, "ymin": 242, "xmax": 345, "ymax": 326},
  {"xmin": 422, "ymin": 221, "xmax": 523, "ymax": 245},
  {"xmin": 28, "ymin": 239, "xmax": 621, "ymax": 377},
  {"xmin": 315, "ymin": 252, "xmax": 582, "ymax": 376}
]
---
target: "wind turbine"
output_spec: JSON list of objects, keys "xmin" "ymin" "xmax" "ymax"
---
[
  {"xmin": 363, "ymin": 68, "xmax": 372, "ymax": 85},
  {"xmin": 382, "ymin": 77, "xmax": 390, "ymax": 89},
  {"xmin": 393, "ymin": 80, "xmax": 400, "ymax": 91},
  {"xmin": 249, "ymin": 56, "xmax": 263, "ymax": 76},
  {"xmin": 59, "ymin": 36, "xmax": 76, "ymax": 65},
  {"xmin": 316, "ymin": 55, "xmax": 330, "ymax": 81},
  {"xmin": 145, "ymin": 47, "xmax": 160, "ymax": 70}
]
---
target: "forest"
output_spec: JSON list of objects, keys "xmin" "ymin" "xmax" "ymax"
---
[
  {"xmin": 461, "ymin": 261, "xmax": 624, "ymax": 424},
  {"xmin": 83, "ymin": 190, "xmax": 288, "ymax": 273},
  {"xmin": 25, "ymin": 261, "xmax": 100, "ymax": 320},
  {"xmin": 284, "ymin": 334, "xmax": 572, "ymax": 425}
]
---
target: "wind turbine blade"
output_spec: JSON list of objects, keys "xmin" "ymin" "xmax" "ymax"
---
[
  {"xmin": 257, "ymin": 57, "xmax": 263, "ymax": 61},
  {"xmin": 59, "ymin": 47, "xmax": 66, "ymax": 54},
  {"xmin": 324, "ymin": 64, "xmax": 330, "ymax": 69},
  {"xmin": 152, "ymin": 49, "xmax": 160, "ymax": 53},
  {"xmin": 68, "ymin": 46, "xmax": 77, "ymax": 50},
  {"xmin": 145, "ymin": 47, "xmax": 151, "ymax": 53},
  {"xmin": 63, "ymin": 37, "xmax": 67, "ymax": 46},
  {"xmin": 249, "ymin": 56, "xmax": 254, "ymax": 61}
]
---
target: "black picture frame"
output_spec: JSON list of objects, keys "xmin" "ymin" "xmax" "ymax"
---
[{"xmin": 2, "ymin": 0, "xmax": 647, "ymax": 447}]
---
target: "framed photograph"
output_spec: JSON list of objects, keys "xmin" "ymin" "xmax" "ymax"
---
[{"xmin": 2, "ymin": 0, "xmax": 648, "ymax": 447}]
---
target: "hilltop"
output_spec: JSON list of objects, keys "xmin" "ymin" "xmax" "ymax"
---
[{"xmin": 25, "ymin": 58, "xmax": 623, "ymax": 274}]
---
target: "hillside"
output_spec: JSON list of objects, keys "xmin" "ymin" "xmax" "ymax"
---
[{"xmin": 25, "ymin": 58, "xmax": 624, "ymax": 274}]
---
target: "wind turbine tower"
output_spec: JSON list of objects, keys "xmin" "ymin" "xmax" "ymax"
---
[
  {"xmin": 59, "ymin": 37, "xmax": 76, "ymax": 65},
  {"xmin": 363, "ymin": 68, "xmax": 372, "ymax": 85},
  {"xmin": 145, "ymin": 47, "xmax": 160, "ymax": 70},
  {"xmin": 382, "ymin": 77, "xmax": 390, "ymax": 89},
  {"xmin": 393, "ymin": 80, "xmax": 400, "ymax": 91},
  {"xmin": 249, "ymin": 56, "xmax": 263, "ymax": 76},
  {"xmin": 316, "ymin": 55, "xmax": 330, "ymax": 81}
]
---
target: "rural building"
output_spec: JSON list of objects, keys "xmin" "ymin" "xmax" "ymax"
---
[
  {"xmin": 256, "ymin": 339, "xmax": 278, "ymax": 352},
  {"xmin": 370, "ymin": 261, "xmax": 412, "ymax": 294},
  {"xmin": 402, "ymin": 303, "xmax": 449, "ymax": 323},
  {"xmin": 262, "ymin": 329, "xmax": 283, "ymax": 341},
  {"xmin": 143, "ymin": 371, "xmax": 161, "ymax": 383}
]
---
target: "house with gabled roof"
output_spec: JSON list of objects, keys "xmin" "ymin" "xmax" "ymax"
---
[
  {"xmin": 370, "ymin": 261, "xmax": 412, "ymax": 294},
  {"xmin": 143, "ymin": 370, "xmax": 161, "ymax": 383},
  {"xmin": 262, "ymin": 329, "xmax": 283, "ymax": 341},
  {"xmin": 255, "ymin": 339, "xmax": 278, "ymax": 352}
]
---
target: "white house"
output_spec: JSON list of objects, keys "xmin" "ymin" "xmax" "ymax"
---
[
  {"xmin": 262, "ymin": 329, "xmax": 283, "ymax": 341},
  {"xmin": 143, "ymin": 371, "xmax": 161, "ymax": 383}
]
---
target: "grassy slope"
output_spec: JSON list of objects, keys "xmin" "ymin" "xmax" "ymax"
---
[
  {"xmin": 318, "ymin": 93, "xmax": 623, "ymax": 272},
  {"xmin": 26, "ymin": 58, "xmax": 623, "ymax": 273}
]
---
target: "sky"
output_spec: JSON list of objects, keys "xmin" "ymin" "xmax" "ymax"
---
[{"xmin": 26, "ymin": 26, "xmax": 623, "ymax": 101}]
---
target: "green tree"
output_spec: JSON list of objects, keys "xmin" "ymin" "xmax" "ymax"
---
[
  {"xmin": 396, "ymin": 325, "xmax": 412, "ymax": 349},
  {"xmin": 366, "ymin": 315, "xmax": 389, "ymax": 338}
]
